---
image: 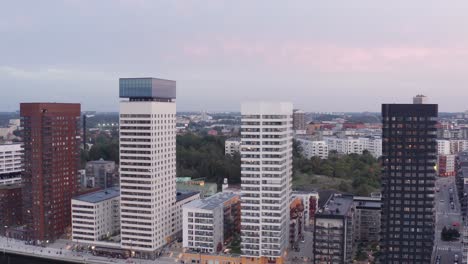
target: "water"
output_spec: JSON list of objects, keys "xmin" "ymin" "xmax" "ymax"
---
[{"xmin": 0, "ymin": 253, "xmax": 72, "ymax": 264}]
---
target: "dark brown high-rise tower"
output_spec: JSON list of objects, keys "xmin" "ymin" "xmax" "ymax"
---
[{"xmin": 20, "ymin": 103, "xmax": 81, "ymax": 242}]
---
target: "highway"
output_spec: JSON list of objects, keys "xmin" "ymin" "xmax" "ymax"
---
[{"xmin": 434, "ymin": 176, "xmax": 463, "ymax": 263}]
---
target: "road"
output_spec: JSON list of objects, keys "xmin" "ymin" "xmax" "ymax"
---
[
  {"xmin": 0, "ymin": 236, "xmax": 178, "ymax": 264},
  {"xmin": 434, "ymin": 176, "xmax": 463, "ymax": 263}
]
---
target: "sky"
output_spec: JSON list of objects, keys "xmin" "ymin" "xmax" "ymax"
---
[{"xmin": 2, "ymin": 0, "xmax": 468, "ymax": 112}]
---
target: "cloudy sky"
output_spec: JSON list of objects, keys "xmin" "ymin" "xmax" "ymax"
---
[{"xmin": 2, "ymin": 0, "xmax": 468, "ymax": 112}]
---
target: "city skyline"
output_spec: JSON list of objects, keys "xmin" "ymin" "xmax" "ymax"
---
[{"xmin": 2, "ymin": 1, "xmax": 468, "ymax": 112}]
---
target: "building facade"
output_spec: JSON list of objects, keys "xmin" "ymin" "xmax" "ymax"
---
[
  {"xmin": 353, "ymin": 196, "xmax": 381, "ymax": 244},
  {"xmin": 182, "ymin": 192, "xmax": 240, "ymax": 253},
  {"xmin": 293, "ymin": 109, "xmax": 306, "ymax": 131},
  {"xmin": 20, "ymin": 103, "xmax": 81, "ymax": 242},
  {"xmin": 119, "ymin": 78, "xmax": 177, "ymax": 258},
  {"xmin": 296, "ymin": 139, "xmax": 328, "ymax": 159},
  {"xmin": 0, "ymin": 183, "xmax": 22, "ymax": 235},
  {"xmin": 71, "ymin": 187, "xmax": 120, "ymax": 242},
  {"xmin": 380, "ymin": 103, "xmax": 438, "ymax": 264},
  {"xmin": 240, "ymin": 102, "xmax": 293, "ymax": 262},
  {"xmin": 172, "ymin": 191, "xmax": 200, "ymax": 240},
  {"xmin": 85, "ymin": 159, "xmax": 117, "ymax": 189},
  {"xmin": 437, "ymin": 154, "xmax": 456, "ymax": 177},
  {"xmin": 0, "ymin": 143, "xmax": 23, "ymax": 186},
  {"xmin": 314, "ymin": 194, "xmax": 355, "ymax": 264},
  {"xmin": 225, "ymin": 137, "xmax": 241, "ymax": 156}
]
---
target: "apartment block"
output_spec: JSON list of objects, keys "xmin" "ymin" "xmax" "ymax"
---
[
  {"xmin": 21, "ymin": 102, "xmax": 81, "ymax": 242},
  {"xmin": 0, "ymin": 143, "xmax": 23, "ymax": 186},
  {"xmin": 119, "ymin": 77, "xmax": 177, "ymax": 258},
  {"xmin": 292, "ymin": 191, "xmax": 319, "ymax": 228},
  {"xmin": 296, "ymin": 138, "xmax": 328, "ymax": 159},
  {"xmin": 85, "ymin": 159, "xmax": 117, "ymax": 189},
  {"xmin": 182, "ymin": 192, "xmax": 240, "ymax": 253},
  {"xmin": 353, "ymin": 196, "xmax": 381, "ymax": 244},
  {"xmin": 0, "ymin": 183, "xmax": 22, "ymax": 235},
  {"xmin": 314, "ymin": 194, "xmax": 355, "ymax": 264},
  {"xmin": 437, "ymin": 154, "xmax": 456, "ymax": 177},
  {"xmin": 225, "ymin": 137, "xmax": 241, "ymax": 156},
  {"xmin": 240, "ymin": 102, "xmax": 293, "ymax": 261},
  {"xmin": 171, "ymin": 191, "xmax": 200, "ymax": 240},
  {"xmin": 71, "ymin": 187, "xmax": 120, "ymax": 242},
  {"xmin": 380, "ymin": 103, "xmax": 437, "ymax": 263}
]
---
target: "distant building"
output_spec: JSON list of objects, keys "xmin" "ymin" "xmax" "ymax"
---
[
  {"xmin": 413, "ymin": 94, "xmax": 428, "ymax": 104},
  {"xmin": 21, "ymin": 102, "xmax": 81, "ymax": 242},
  {"xmin": 71, "ymin": 187, "xmax": 120, "ymax": 242},
  {"xmin": 208, "ymin": 129, "xmax": 218, "ymax": 136},
  {"xmin": 353, "ymin": 196, "xmax": 381, "ymax": 244},
  {"xmin": 293, "ymin": 109, "xmax": 306, "ymax": 131},
  {"xmin": 0, "ymin": 143, "xmax": 23, "ymax": 186},
  {"xmin": 176, "ymin": 178, "xmax": 218, "ymax": 198},
  {"xmin": 0, "ymin": 183, "xmax": 22, "ymax": 236},
  {"xmin": 438, "ymin": 154, "xmax": 456, "ymax": 177},
  {"xmin": 292, "ymin": 191, "xmax": 319, "ymax": 228},
  {"xmin": 437, "ymin": 139, "xmax": 451, "ymax": 155},
  {"xmin": 296, "ymin": 138, "xmax": 328, "ymax": 159},
  {"xmin": 225, "ymin": 137, "xmax": 241, "ymax": 156},
  {"xmin": 314, "ymin": 194, "xmax": 355, "ymax": 264},
  {"xmin": 289, "ymin": 197, "xmax": 305, "ymax": 251},
  {"xmin": 325, "ymin": 136, "xmax": 382, "ymax": 158},
  {"xmin": 171, "ymin": 191, "xmax": 200, "ymax": 240},
  {"xmin": 85, "ymin": 159, "xmax": 116, "ymax": 189},
  {"xmin": 182, "ymin": 192, "xmax": 240, "ymax": 253}
]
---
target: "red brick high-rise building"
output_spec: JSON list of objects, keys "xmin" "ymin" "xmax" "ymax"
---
[{"xmin": 20, "ymin": 103, "xmax": 81, "ymax": 242}]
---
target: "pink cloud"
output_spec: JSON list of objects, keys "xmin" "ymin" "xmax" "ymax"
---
[{"xmin": 180, "ymin": 38, "xmax": 468, "ymax": 74}]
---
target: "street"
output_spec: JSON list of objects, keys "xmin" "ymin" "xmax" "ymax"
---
[{"xmin": 434, "ymin": 176, "xmax": 463, "ymax": 263}]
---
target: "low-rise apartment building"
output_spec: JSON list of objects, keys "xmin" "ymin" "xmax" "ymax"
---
[
  {"xmin": 182, "ymin": 192, "xmax": 240, "ymax": 253},
  {"xmin": 71, "ymin": 187, "xmax": 120, "ymax": 242}
]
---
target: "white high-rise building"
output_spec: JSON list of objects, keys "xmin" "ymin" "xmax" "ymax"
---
[
  {"xmin": 240, "ymin": 102, "xmax": 293, "ymax": 261},
  {"xmin": 119, "ymin": 78, "xmax": 177, "ymax": 259}
]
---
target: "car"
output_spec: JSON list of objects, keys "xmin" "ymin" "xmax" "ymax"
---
[{"xmin": 440, "ymin": 200, "xmax": 445, "ymax": 203}]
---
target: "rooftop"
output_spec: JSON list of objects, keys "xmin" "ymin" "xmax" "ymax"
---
[
  {"xmin": 353, "ymin": 196, "xmax": 381, "ymax": 209},
  {"xmin": 176, "ymin": 190, "xmax": 199, "ymax": 202},
  {"xmin": 184, "ymin": 192, "xmax": 238, "ymax": 210},
  {"xmin": 73, "ymin": 187, "xmax": 120, "ymax": 203},
  {"xmin": 86, "ymin": 158, "xmax": 115, "ymax": 165},
  {"xmin": 119, "ymin": 77, "xmax": 176, "ymax": 99},
  {"xmin": 317, "ymin": 194, "xmax": 354, "ymax": 217}
]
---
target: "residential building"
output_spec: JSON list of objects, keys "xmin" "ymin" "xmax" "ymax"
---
[
  {"xmin": 293, "ymin": 109, "xmax": 306, "ymax": 131},
  {"xmin": 21, "ymin": 103, "xmax": 81, "ymax": 242},
  {"xmin": 353, "ymin": 196, "xmax": 381, "ymax": 244},
  {"xmin": 314, "ymin": 194, "xmax": 355, "ymax": 264},
  {"xmin": 437, "ymin": 154, "xmax": 456, "ymax": 177},
  {"xmin": 0, "ymin": 183, "xmax": 22, "ymax": 235},
  {"xmin": 296, "ymin": 138, "xmax": 328, "ymax": 159},
  {"xmin": 380, "ymin": 103, "xmax": 437, "ymax": 263},
  {"xmin": 437, "ymin": 139, "xmax": 451, "ymax": 155},
  {"xmin": 171, "ymin": 191, "xmax": 200, "ymax": 240},
  {"xmin": 119, "ymin": 77, "xmax": 177, "ymax": 258},
  {"xmin": 325, "ymin": 136, "xmax": 382, "ymax": 158},
  {"xmin": 292, "ymin": 191, "xmax": 319, "ymax": 228},
  {"xmin": 457, "ymin": 152, "xmax": 468, "ymax": 263},
  {"xmin": 85, "ymin": 159, "xmax": 117, "ymax": 189},
  {"xmin": 182, "ymin": 192, "xmax": 240, "ymax": 253},
  {"xmin": 289, "ymin": 197, "xmax": 305, "ymax": 251},
  {"xmin": 71, "ymin": 187, "xmax": 120, "ymax": 242},
  {"xmin": 240, "ymin": 102, "xmax": 293, "ymax": 262},
  {"xmin": 0, "ymin": 143, "xmax": 23, "ymax": 186},
  {"xmin": 225, "ymin": 137, "xmax": 241, "ymax": 156}
]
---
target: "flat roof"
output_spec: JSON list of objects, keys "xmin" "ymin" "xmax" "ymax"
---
[
  {"xmin": 184, "ymin": 192, "xmax": 238, "ymax": 210},
  {"xmin": 317, "ymin": 194, "xmax": 354, "ymax": 217},
  {"xmin": 176, "ymin": 190, "xmax": 199, "ymax": 202},
  {"xmin": 73, "ymin": 187, "xmax": 120, "ymax": 203},
  {"xmin": 86, "ymin": 158, "xmax": 115, "ymax": 165},
  {"xmin": 354, "ymin": 196, "xmax": 381, "ymax": 210}
]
